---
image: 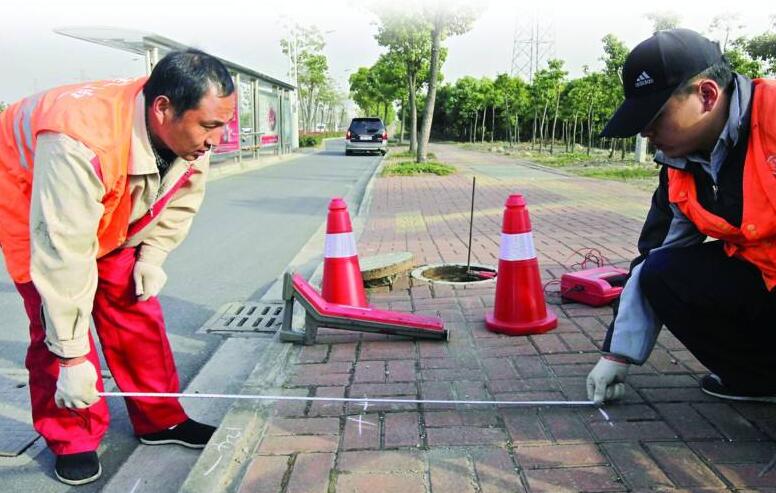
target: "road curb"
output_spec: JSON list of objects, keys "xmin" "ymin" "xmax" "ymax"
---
[{"xmin": 179, "ymin": 341, "xmax": 293, "ymax": 493}]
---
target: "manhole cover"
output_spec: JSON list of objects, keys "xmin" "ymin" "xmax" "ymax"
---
[
  {"xmin": 411, "ymin": 263, "xmax": 497, "ymax": 286},
  {"xmin": 361, "ymin": 252, "xmax": 415, "ymax": 288},
  {"xmin": 200, "ymin": 301, "xmax": 285, "ymax": 334}
]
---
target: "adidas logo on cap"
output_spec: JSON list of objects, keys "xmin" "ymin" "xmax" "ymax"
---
[{"xmin": 634, "ymin": 71, "xmax": 654, "ymax": 88}]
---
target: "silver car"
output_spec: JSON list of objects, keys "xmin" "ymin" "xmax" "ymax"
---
[{"xmin": 345, "ymin": 117, "xmax": 387, "ymax": 156}]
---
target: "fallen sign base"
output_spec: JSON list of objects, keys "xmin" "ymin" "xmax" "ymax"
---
[{"xmin": 278, "ymin": 271, "xmax": 448, "ymax": 345}]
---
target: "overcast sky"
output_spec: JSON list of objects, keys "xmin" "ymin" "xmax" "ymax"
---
[{"xmin": 1, "ymin": 0, "xmax": 773, "ymax": 103}]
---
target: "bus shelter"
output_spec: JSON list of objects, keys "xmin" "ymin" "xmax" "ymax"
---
[{"xmin": 55, "ymin": 27, "xmax": 298, "ymax": 161}]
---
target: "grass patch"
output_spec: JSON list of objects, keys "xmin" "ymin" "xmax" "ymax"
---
[
  {"xmin": 577, "ymin": 166, "xmax": 659, "ymax": 180},
  {"xmin": 381, "ymin": 161, "xmax": 456, "ymax": 177},
  {"xmin": 457, "ymin": 140, "xmax": 660, "ymax": 189},
  {"xmin": 460, "ymin": 141, "xmax": 634, "ymax": 167},
  {"xmin": 521, "ymin": 151, "xmax": 600, "ymax": 167},
  {"xmin": 388, "ymin": 150, "xmax": 436, "ymax": 160}
]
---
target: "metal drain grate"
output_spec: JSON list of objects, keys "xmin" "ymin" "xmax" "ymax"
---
[{"xmin": 200, "ymin": 301, "xmax": 285, "ymax": 334}]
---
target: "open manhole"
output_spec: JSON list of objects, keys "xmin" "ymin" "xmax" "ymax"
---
[{"xmin": 411, "ymin": 263, "xmax": 497, "ymax": 286}]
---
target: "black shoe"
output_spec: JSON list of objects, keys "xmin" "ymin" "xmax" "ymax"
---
[
  {"xmin": 54, "ymin": 451, "xmax": 101, "ymax": 486},
  {"xmin": 700, "ymin": 374, "xmax": 776, "ymax": 403},
  {"xmin": 138, "ymin": 419, "xmax": 216, "ymax": 449}
]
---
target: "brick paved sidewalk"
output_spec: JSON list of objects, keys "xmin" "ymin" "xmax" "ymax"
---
[{"xmin": 236, "ymin": 144, "xmax": 776, "ymax": 492}]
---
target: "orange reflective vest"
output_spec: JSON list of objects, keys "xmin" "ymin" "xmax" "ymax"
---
[
  {"xmin": 0, "ymin": 77, "xmax": 147, "ymax": 283},
  {"xmin": 668, "ymin": 78, "xmax": 776, "ymax": 290}
]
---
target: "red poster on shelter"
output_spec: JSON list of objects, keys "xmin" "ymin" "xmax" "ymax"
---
[{"xmin": 215, "ymin": 104, "xmax": 240, "ymax": 153}]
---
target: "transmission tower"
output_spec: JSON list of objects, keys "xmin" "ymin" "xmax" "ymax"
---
[{"xmin": 510, "ymin": 16, "xmax": 555, "ymax": 82}]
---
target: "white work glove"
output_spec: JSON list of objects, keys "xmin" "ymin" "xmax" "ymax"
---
[
  {"xmin": 55, "ymin": 359, "xmax": 100, "ymax": 409},
  {"xmin": 133, "ymin": 260, "xmax": 167, "ymax": 302},
  {"xmin": 586, "ymin": 356, "xmax": 629, "ymax": 405}
]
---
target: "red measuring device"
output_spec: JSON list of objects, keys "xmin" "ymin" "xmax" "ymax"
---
[{"xmin": 560, "ymin": 266, "xmax": 628, "ymax": 307}]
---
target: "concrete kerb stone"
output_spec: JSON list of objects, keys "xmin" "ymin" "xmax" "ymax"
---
[
  {"xmin": 179, "ymin": 342, "xmax": 293, "ymax": 493},
  {"xmin": 103, "ymin": 339, "xmax": 272, "ymax": 493},
  {"xmin": 179, "ymin": 152, "xmax": 386, "ymax": 491}
]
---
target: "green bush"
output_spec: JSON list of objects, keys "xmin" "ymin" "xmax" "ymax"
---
[
  {"xmin": 381, "ymin": 161, "xmax": 456, "ymax": 177},
  {"xmin": 298, "ymin": 131, "xmax": 345, "ymax": 147},
  {"xmin": 299, "ymin": 134, "xmax": 323, "ymax": 147}
]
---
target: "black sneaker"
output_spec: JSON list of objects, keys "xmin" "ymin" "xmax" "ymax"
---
[
  {"xmin": 138, "ymin": 419, "xmax": 216, "ymax": 449},
  {"xmin": 700, "ymin": 374, "xmax": 776, "ymax": 403},
  {"xmin": 54, "ymin": 451, "xmax": 101, "ymax": 486}
]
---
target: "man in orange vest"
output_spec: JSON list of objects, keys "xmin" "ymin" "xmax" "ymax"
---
[
  {"xmin": 0, "ymin": 49, "xmax": 236, "ymax": 485},
  {"xmin": 586, "ymin": 29, "xmax": 776, "ymax": 406}
]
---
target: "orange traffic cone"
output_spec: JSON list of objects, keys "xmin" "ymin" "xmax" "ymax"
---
[
  {"xmin": 321, "ymin": 198, "xmax": 368, "ymax": 307},
  {"xmin": 486, "ymin": 194, "xmax": 557, "ymax": 335}
]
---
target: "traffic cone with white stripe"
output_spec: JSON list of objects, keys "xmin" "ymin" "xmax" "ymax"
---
[
  {"xmin": 486, "ymin": 194, "xmax": 557, "ymax": 335},
  {"xmin": 321, "ymin": 197, "xmax": 368, "ymax": 307}
]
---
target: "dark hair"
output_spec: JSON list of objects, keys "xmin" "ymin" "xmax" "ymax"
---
[
  {"xmin": 143, "ymin": 49, "xmax": 234, "ymax": 117},
  {"xmin": 675, "ymin": 59, "xmax": 734, "ymax": 96}
]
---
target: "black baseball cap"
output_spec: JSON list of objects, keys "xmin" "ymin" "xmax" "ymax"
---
[{"xmin": 600, "ymin": 28, "xmax": 724, "ymax": 138}]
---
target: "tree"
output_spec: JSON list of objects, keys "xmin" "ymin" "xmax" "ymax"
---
[
  {"xmin": 370, "ymin": 53, "xmax": 406, "ymax": 124},
  {"xmin": 600, "ymin": 34, "xmax": 628, "ymax": 157},
  {"xmin": 645, "ymin": 11, "xmax": 682, "ymax": 32},
  {"xmin": 448, "ymin": 76, "xmax": 483, "ymax": 142},
  {"xmin": 492, "ymin": 74, "xmax": 512, "ymax": 143},
  {"xmin": 725, "ymin": 38, "xmax": 766, "ymax": 78},
  {"xmin": 417, "ymin": 2, "xmax": 479, "ymax": 162},
  {"xmin": 280, "ymin": 24, "xmax": 325, "ymax": 87},
  {"xmin": 349, "ymin": 67, "xmax": 380, "ymax": 117},
  {"xmin": 317, "ymin": 81, "xmax": 347, "ymax": 131},
  {"xmin": 492, "ymin": 74, "xmax": 528, "ymax": 145},
  {"xmin": 375, "ymin": 12, "xmax": 433, "ymax": 152},
  {"xmin": 564, "ymin": 69, "xmax": 609, "ymax": 155},
  {"xmin": 476, "ymin": 77, "xmax": 494, "ymax": 143},
  {"xmin": 600, "ymin": 34, "xmax": 628, "ymax": 84},
  {"xmin": 0, "ymin": 101, "xmax": 7, "ymax": 113},
  {"xmin": 298, "ymin": 53, "xmax": 329, "ymax": 131},
  {"xmin": 348, "ymin": 52, "xmax": 406, "ymax": 127},
  {"xmin": 508, "ymin": 77, "xmax": 530, "ymax": 145},
  {"xmin": 530, "ymin": 59, "xmax": 566, "ymax": 152},
  {"xmin": 709, "ymin": 13, "xmax": 744, "ymax": 51},
  {"xmin": 280, "ymin": 24, "xmax": 332, "ymax": 132},
  {"xmin": 546, "ymin": 61, "xmax": 568, "ymax": 153},
  {"xmin": 745, "ymin": 32, "xmax": 776, "ymax": 74},
  {"xmin": 562, "ymin": 77, "xmax": 590, "ymax": 151}
]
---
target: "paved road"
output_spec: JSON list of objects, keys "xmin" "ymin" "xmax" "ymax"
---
[{"xmin": 0, "ymin": 139, "xmax": 382, "ymax": 490}]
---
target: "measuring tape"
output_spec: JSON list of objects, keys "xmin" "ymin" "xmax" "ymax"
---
[
  {"xmin": 97, "ymin": 392, "xmax": 776, "ymax": 478},
  {"xmin": 99, "ymin": 391, "xmax": 596, "ymax": 407}
]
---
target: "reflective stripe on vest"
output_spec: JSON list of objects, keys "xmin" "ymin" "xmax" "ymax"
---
[
  {"xmin": 499, "ymin": 232, "xmax": 536, "ymax": 261},
  {"xmin": 12, "ymin": 93, "xmax": 43, "ymax": 170}
]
